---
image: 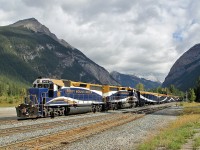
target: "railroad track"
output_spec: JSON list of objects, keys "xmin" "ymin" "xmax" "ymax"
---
[
  {"xmin": 0, "ymin": 103, "xmax": 173, "ymax": 150},
  {"xmin": 1, "ymin": 113, "xmax": 145, "ymax": 150},
  {"xmin": 0, "ymin": 113, "xmax": 117, "ymax": 137},
  {"xmin": 0, "ymin": 105, "xmax": 175, "ymax": 150},
  {"xmin": 116, "ymin": 103, "xmax": 172, "ymax": 114},
  {"xmin": 0, "ymin": 120, "xmax": 18, "ymax": 126}
]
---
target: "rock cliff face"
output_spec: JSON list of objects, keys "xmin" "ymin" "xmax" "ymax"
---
[
  {"xmin": 110, "ymin": 71, "xmax": 161, "ymax": 89},
  {"xmin": 163, "ymin": 44, "xmax": 200, "ymax": 91},
  {"xmin": 0, "ymin": 18, "xmax": 119, "ymax": 85}
]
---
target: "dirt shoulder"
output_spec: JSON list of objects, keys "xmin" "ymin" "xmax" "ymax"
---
[{"xmin": 0, "ymin": 107, "xmax": 16, "ymax": 118}]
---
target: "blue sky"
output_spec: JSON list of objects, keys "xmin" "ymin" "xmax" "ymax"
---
[{"xmin": 0, "ymin": 0, "xmax": 200, "ymax": 82}]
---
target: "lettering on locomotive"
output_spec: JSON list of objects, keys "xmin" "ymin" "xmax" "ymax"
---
[
  {"xmin": 65, "ymin": 89, "xmax": 92, "ymax": 94},
  {"xmin": 65, "ymin": 89, "xmax": 75, "ymax": 93}
]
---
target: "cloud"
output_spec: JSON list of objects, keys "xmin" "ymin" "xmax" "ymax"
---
[{"xmin": 0, "ymin": 0, "xmax": 200, "ymax": 82}]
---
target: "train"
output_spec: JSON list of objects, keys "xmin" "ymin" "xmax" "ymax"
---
[{"xmin": 16, "ymin": 77, "xmax": 178, "ymax": 119}]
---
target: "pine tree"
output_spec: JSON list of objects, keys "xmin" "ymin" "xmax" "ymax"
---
[
  {"xmin": 136, "ymin": 83, "xmax": 145, "ymax": 91},
  {"xmin": 188, "ymin": 88, "xmax": 196, "ymax": 103},
  {"xmin": 195, "ymin": 76, "xmax": 200, "ymax": 102},
  {"xmin": 169, "ymin": 85, "xmax": 176, "ymax": 94},
  {"xmin": 0, "ymin": 84, "xmax": 3, "ymax": 96}
]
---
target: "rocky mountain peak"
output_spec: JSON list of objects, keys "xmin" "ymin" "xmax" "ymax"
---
[
  {"xmin": 10, "ymin": 18, "xmax": 50, "ymax": 34},
  {"xmin": 9, "ymin": 18, "xmax": 73, "ymax": 49}
]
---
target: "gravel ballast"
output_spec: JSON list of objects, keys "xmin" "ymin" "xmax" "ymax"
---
[
  {"xmin": 0, "ymin": 105, "xmax": 182, "ymax": 149},
  {"xmin": 0, "ymin": 113, "xmax": 110, "ymax": 146},
  {"xmin": 63, "ymin": 106, "xmax": 182, "ymax": 150}
]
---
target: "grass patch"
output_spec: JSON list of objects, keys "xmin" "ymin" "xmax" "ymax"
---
[
  {"xmin": 182, "ymin": 102, "xmax": 200, "ymax": 115},
  {"xmin": 193, "ymin": 137, "xmax": 200, "ymax": 149},
  {"xmin": 137, "ymin": 102, "xmax": 200, "ymax": 150},
  {"xmin": 0, "ymin": 96, "xmax": 23, "ymax": 107},
  {"xmin": 182, "ymin": 102, "xmax": 200, "ymax": 107}
]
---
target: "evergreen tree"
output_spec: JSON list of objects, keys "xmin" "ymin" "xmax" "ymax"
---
[
  {"xmin": 136, "ymin": 83, "xmax": 145, "ymax": 91},
  {"xmin": 149, "ymin": 85, "xmax": 184, "ymax": 99},
  {"xmin": 0, "ymin": 84, "xmax": 3, "ymax": 96},
  {"xmin": 169, "ymin": 85, "xmax": 176, "ymax": 94},
  {"xmin": 188, "ymin": 88, "xmax": 196, "ymax": 102},
  {"xmin": 195, "ymin": 76, "xmax": 200, "ymax": 102},
  {"xmin": 0, "ymin": 74, "xmax": 28, "ymax": 100},
  {"xmin": 7, "ymin": 85, "xmax": 12, "ymax": 96}
]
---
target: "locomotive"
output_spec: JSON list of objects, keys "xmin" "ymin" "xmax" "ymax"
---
[{"xmin": 16, "ymin": 77, "xmax": 177, "ymax": 119}]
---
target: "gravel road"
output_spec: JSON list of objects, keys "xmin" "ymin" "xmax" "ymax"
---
[
  {"xmin": 62, "ymin": 106, "xmax": 182, "ymax": 150},
  {"xmin": 0, "ymin": 107, "xmax": 16, "ymax": 117},
  {"xmin": 0, "ymin": 107, "xmax": 17, "ymax": 120}
]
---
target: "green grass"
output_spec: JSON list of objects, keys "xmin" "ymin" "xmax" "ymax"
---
[
  {"xmin": 193, "ymin": 137, "xmax": 200, "ymax": 149},
  {"xmin": 0, "ymin": 96, "xmax": 24, "ymax": 107},
  {"xmin": 137, "ymin": 102, "xmax": 200, "ymax": 150}
]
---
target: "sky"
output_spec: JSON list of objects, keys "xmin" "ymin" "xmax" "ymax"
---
[{"xmin": 0, "ymin": 0, "xmax": 200, "ymax": 82}]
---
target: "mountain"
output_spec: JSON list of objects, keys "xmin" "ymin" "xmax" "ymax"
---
[
  {"xmin": 10, "ymin": 18, "xmax": 74, "ymax": 49},
  {"xmin": 132, "ymin": 73, "xmax": 161, "ymax": 83},
  {"xmin": 110, "ymin": 71, "xmax": 161, "ymax": 89},
  {"xmin": 163, "ymin": 44, "xmax": 200, "ymax": 91},
  {"xmin": 0, "ymin": 18, "xmax": 119, "ymax": 85}
]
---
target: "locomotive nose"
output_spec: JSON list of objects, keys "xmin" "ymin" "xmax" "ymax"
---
[{"xmin": 16, "ymin": 103, "xmax": 38, "ymax": 119}]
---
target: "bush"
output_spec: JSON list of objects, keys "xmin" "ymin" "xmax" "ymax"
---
[{"xmin": 8, "ymin": 99, "xmax": 13, "ymax": 104}]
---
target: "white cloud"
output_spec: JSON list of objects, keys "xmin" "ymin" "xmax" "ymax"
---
[{"xmin": 0, "ymin": 0, "xmax": 200, "ymax": 82}]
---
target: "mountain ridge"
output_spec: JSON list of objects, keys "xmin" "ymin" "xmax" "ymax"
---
[
  {"xmin": 9, "ymin": 18, "xmax": 74, "ymax": 50},
  {"xmin": 111, "ymin": 71, "xmax": 161, "ymax": 89},
  {"xmin": 163, "ymin": 43, "xmax": 200, "ymax": 91},
  {"xmin": 0, "ymin": 18, "xmax": 119, "ymax": 85}
]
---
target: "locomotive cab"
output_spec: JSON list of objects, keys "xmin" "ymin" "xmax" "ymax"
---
[
  {"xmin": 16, "ymin": 78, "xmax": 58, "ymax": 119},
  {"xmin": 32, "ymin": 78, "xmax": 54, "ymax": 95},
  {"xmin": 31, "ymin": 78, "xmax": 64, "ymax": 100}
]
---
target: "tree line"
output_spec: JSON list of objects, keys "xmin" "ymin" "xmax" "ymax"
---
[
  {"xmin": 136, "ymin": 83, "xmax": 184, "ymax": 98},
  {"xmin": 0, "ymin": 75, "xmax": 28, "ymax": 97},
  {"xmin": 187, "ymin": 77, "xmax": 200, "ymax": 102}
]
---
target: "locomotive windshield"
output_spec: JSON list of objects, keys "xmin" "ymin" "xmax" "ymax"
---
[
  {"xmin": 33, "ymin": 79, "xmax": 51, "ymax": 88},
  {"xmin": 33, "ymin": 84, "xmax": 49, "ymax": 88}
]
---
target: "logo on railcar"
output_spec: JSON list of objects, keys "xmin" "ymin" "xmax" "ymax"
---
[{"xmin": 65, "ymin": 89, "xmax": 92, "ymax": 94}]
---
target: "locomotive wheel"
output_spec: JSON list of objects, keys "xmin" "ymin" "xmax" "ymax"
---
[
  {"xmin": 112, "ymin": 104, "xmax": 116, "ymax": 110},
  {"xmin": 92, "ymin": 105, "xmax": 96, "ymax": 113},
  {"xmin": 97, "ymin": 105, "xmax": 102, "ymax": 112},
  {"xmin": 112, "ymin": 104, "xmax": 118, "ymax": 110},
  {"xmin": 118, "ymin": 103, "xmax": 123, "ymax": 109},
  {"xmin": 50, "ymin": 109, "xmax": 55, "ymax": 118},
  {"xmin": 103, "ymin": 104, "xmax": 108, "ymax": 112},
  {"xmin": 43, "ymin": 108, "xmax": 48, "ymax": 118},
  {"xmin": 130, "ymin": 104, "xmax": 133, "ymax": 108},
  {"xmin": 43, "ymin": 111, "xmax": 47, "ymax": 118},
  {"xmin": 115, "ymin": 104, "xmax": 118, "ymax": 110}
]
